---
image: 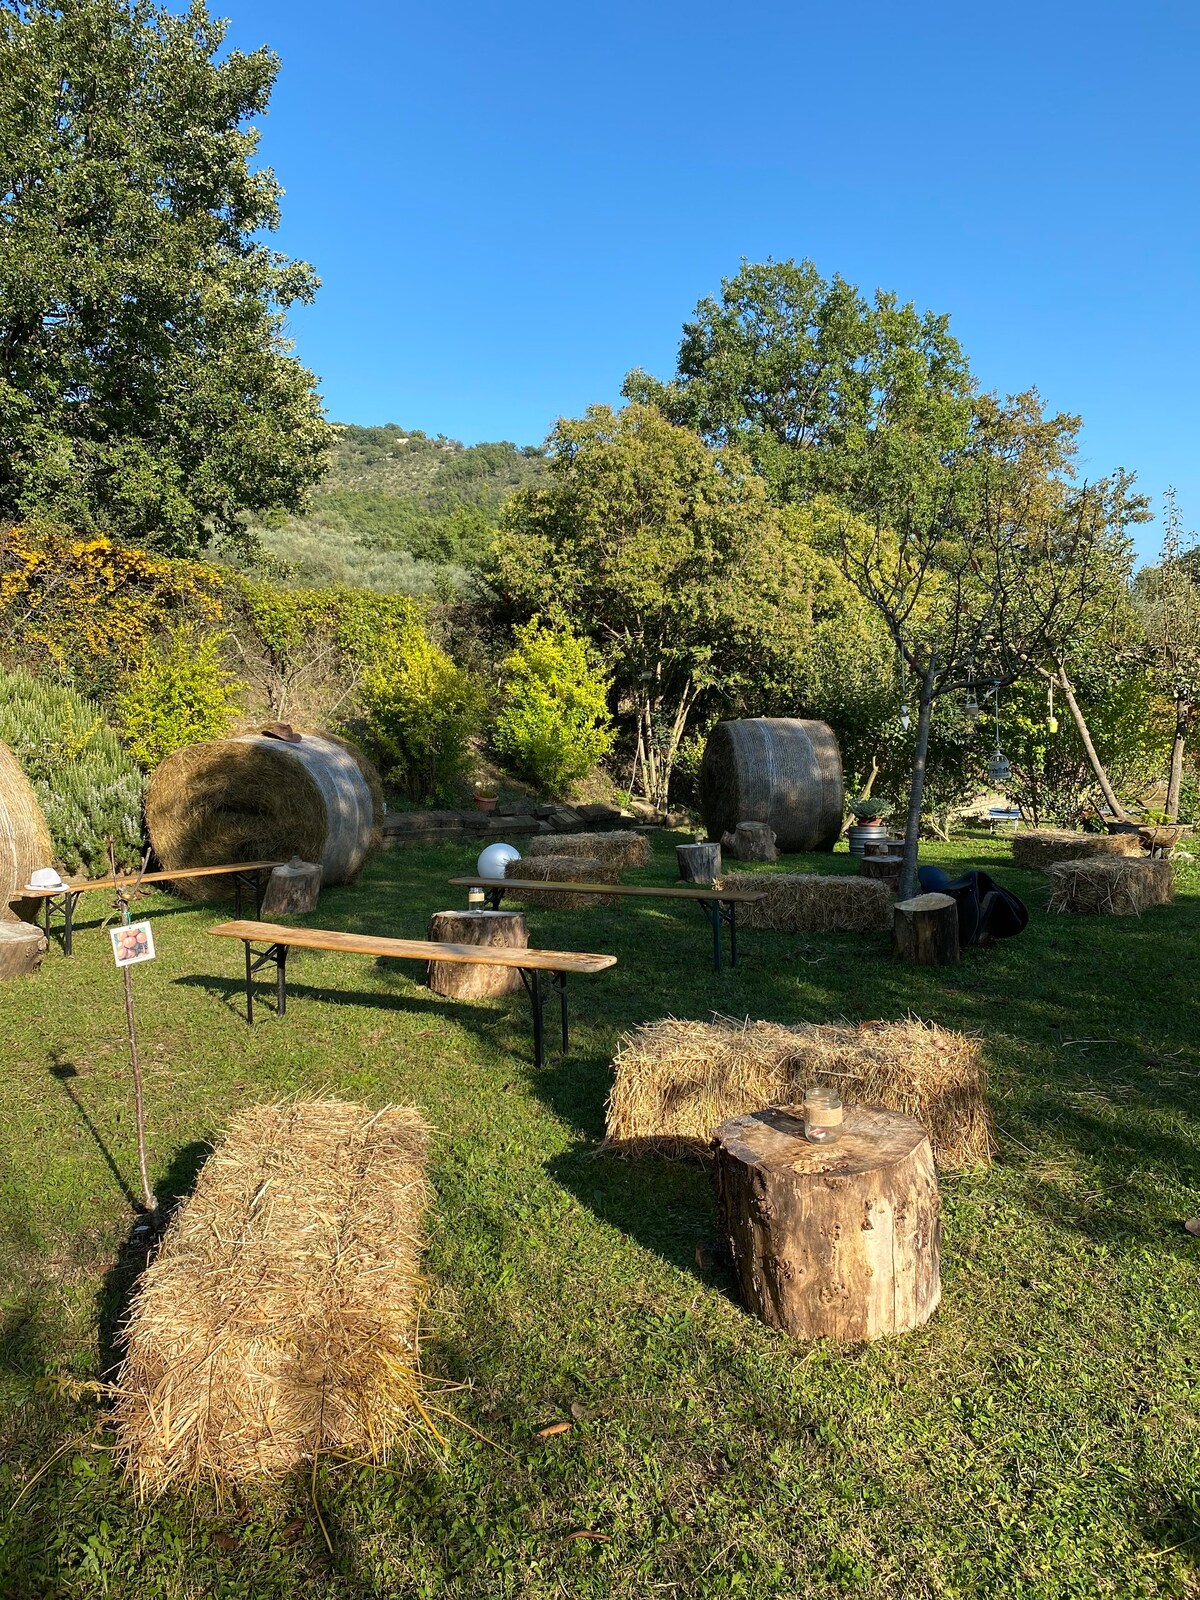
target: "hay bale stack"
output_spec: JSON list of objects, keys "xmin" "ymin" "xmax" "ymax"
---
[
  {"xmin": 526, "ymin": 830, "xmax": 651, "ymax": 870},
  {"xmin": 146, "ymin": 733, "xmax": 378, "ymax": 900},
  {"xmin": 698, "ymin": 718, "xmax": 844, "ymax": 853},
  {"xmin": 1011, "ymin": 829, "xmax": 1140, "ymax": 869},
  {"xmin": 1047, "ymin": 857, "xmax": 1174, "ymax": 916},
  {"xmin": 504, "ymin": 853, "xmax": 621, "ymax": 909},
  {"xmin": 113, "ymin": 1100, "xmax": 432, "ymax": 1494},
  {"xmin": 0, "ymin": 742, "xmax": 54, "ymax": 924},
  {"xmin": 605, "ymin": 1017, "xmax": 991, "ymax": 1170},
  {"xmin": 716, "ymin": 871, "xmax": 892, "ymax": 933}
]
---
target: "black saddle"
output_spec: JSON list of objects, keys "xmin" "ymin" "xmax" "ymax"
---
[{"xmin": 916, "ymin": 866, "xmax": 1029, "ymax": 948}]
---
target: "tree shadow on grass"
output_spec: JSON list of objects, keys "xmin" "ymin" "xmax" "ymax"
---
[{"xmin": 95, "ymin": 1138, "xmax": 212, "ymax": 1380}]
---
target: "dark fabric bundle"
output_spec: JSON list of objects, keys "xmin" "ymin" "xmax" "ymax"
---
[{"xmin": 917, "ymin": 866, "xmax": 1028, "ymax": 948}]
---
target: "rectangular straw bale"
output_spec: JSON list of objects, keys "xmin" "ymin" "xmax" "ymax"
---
[
  {"xmin": 716, "ymin": 871, "xmax": 892, "ymax": 933},
  {"xmin": 504, "ymin": 853, "xmax": 621, "ymax": 909},
  {"xmin": 1011, "ymin": 829, "xmax": 1141, "ymax": 869},
  {"xmin": 604, "ymin": 1016, "xmax": 991, "ymax": 1170},
  {"xmin": 113, "ymin": 1100, "xmax": 432, "ymax": 1495},
  {"xmin": 1047, "ymin": 857, "xmax": 1173, "ymax": 915},
  {"xmin": 526, "ymin": 830, "xmax": 651, "ymax": 870}
]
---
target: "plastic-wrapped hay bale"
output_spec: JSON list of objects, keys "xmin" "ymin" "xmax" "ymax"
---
[
  {"xmin": 113, "ymin": 1100, "xmax": 432, "ymax": 1494},
  {"xmin": 0, "ymin": 741, "xmax": 54, "ymax": 924},
  {"xmin": 699, "ymin": 719, "xmax": 844, "ymax": 853},
  {"xmin": 146, "ymin": 732, "xmax": 379, "ymax": 899},
  {"xmin": 1047, "ymin": 857, "xmax": 1173, "ymax": 915},
  {"xmin": 716, "ymin": 871, "xmax": 892, "ymax": 933},
  {"xmin": 1011, "ymin": 829, "xmax": 1140, "ymax": 869},
  {"xmin": 526, "ymin": 830, "xmax": 651, "ymax": 870},
  {"xmin": 604, "ymin": 1017, "xmax": 991, "ymax": 1169},
  {"xmin": 504, "ymin": 853, "xmax": 621, "ymax": 909}
]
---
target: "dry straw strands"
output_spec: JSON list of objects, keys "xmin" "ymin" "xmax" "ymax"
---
[
  {"xmin": 1011, "ymin": 829, "xmax": 1140, "ymax": 870},
  {"xmin": 0, "ymin": 741, "xmax": 53, "ymax": 924},
  {"xmin": 146, "ymin": 733, "xmax": 379, "ymax": 900},
  {"xmin": 113, "ymin": 1100, "xmax": 433, "ymax": 1494},
  {"xmin": 526, "ymin": 830, "xmax": 651, "ymax": 870},
  {"xmin": 715, "ymin": 871, "xmax": 892, "ymax": 933},
  {"xmin": 504, "ymin": 853, "xmax": 621, "ymax": 909},
  {"xmin": 1047, "ymin": 857, "xmax": 1174, "ymax": 916},
  {"xmin": 605, "ymin": 1016, "xmax": 991, "ymax": 1170}
]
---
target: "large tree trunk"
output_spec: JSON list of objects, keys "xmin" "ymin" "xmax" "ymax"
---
[
  {"xmin": 1053, "ymin": 663, "xmax": 1128, "ymax": 822},
  {"xmin": 1166, "ymin": 695, "xmax": 1191, "ymax": 822},
  {"xmin": 900, "ymin": 658, "xmax": 936, "ymax": 900}
]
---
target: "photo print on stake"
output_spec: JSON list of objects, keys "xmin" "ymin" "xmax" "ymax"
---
[{"xmin": 111, "ymin": 921, "xmax": 155, "ymax": 968}]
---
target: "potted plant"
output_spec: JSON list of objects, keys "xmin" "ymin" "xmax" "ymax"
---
[
  {"xmin": 473, "ymin": 783, "xmax": 499, "ymax": 814},
  {"xmin": 847, "ymin": 798, "xmax": 891, "ymax": 856}
]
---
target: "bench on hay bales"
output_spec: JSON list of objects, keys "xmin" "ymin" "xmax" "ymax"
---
[
  {"xmin": 207, "ymin": 919, "xmax": 617, "ymax": 1069},
  {"xmin": 20, "ymin": 860, "xmax": 282, "ymax": 955},
  {"xmin": 449, "ymin": 876, "xmax": 767, "ymax": 972}
]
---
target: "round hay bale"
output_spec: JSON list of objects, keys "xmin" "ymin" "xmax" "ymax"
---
[
  {"xmin": 698, "ymin": 719, "xmax": 844, "ymax": 854},
  {"xmin": 146, "ymin": 733, "xmax": 378, "ymax": 900},
  {"xmin": 0, "ymin": 742, "xmax": 54, "ymax": 924}
]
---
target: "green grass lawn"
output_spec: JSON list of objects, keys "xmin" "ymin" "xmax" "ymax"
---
[{"xmin": 2, "ymin": 831, "xmax": 1199, "ymax": 1598}]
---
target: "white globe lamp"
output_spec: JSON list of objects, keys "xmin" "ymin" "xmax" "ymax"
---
[{"xmin": 477, "ymin": 842, "xmax": 520, "ymax": 879}]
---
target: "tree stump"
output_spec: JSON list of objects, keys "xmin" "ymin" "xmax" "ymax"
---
[
  {"xmin": 712, "ymin": 1104, "xmax": 941, "ymax": 1341},
  {"xmin": 721, "ymin": 821, "xmax": 778, "ymax": 862},
  {"xmin": 858, "ymin": 854, "xmax": 904, "ymax": 894},
  {"xmin": 0, "ymin": 919, "xmax": 49, "ymax": 978},
  {"xmin": 260, "ymin": 857, "xmax": 323, "ymax": 916},
  {"xmin": 426, "ymin": 909, "xmax": 528, "ymax": 998},
  {"xmin": 893, "ymin": 892, "xmax": 959, "ymax": 965},
  {"xmin": 677, "ymin": 842, "xmax": 722, "ymax": 884}
]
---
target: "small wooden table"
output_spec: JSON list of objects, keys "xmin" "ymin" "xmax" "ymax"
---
[
  {"xmin": 208, "ymin": 919, "xmax": 617, "ymax": 1069},
  {"xmin": 449, "ymin": 877, "xmax": 766, "ymax": 971},
  {"xmin": 21, "ymin": 861, "xmax": 281, "ymax": 955},
  {"xmin": 712, "ymin": 1104, "xmax": 942, "ymax": 1341}
]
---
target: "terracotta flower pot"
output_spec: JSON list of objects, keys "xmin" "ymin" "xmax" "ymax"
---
[{"xmin": 474, "ymin": 795, "xmax": 498, "ymax": 814}]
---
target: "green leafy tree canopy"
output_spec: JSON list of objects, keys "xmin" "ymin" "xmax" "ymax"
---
[{"xmin": 0, "ymin": 0, "xmax": 333, "ymax": 553}]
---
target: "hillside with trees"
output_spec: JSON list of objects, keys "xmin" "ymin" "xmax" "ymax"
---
[{"xmin": 251, "ymin": 424, "xmax": 546, "ymax": 594}]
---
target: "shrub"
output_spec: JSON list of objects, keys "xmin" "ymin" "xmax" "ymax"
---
[
  {"xmin": 115, "ymin": 627, "xmax": 245, "ymax": 769},
  {"xmin": 0, "ymin": 668, "xmax": 145, "ymax": 873},
  {"xmin": 493, "ymin": 618, "xmax": 614, "ymax": 796},
  {"xmin": 357, "ymin": 622, "xmax": 484, "ymax": 803}
]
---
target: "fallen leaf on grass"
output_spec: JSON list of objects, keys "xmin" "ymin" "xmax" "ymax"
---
[
  {"xmin": 280, "ymin": 1518, "xmax": 304, "ymax": 1541},
  {"xmin": 570, "ymin": 1402, "xmax": 589, "ymax": 1421},
  {"xmin": 212, "ymin": 1532, "xmax": 238, "ymax": 1552},
  {"xmin": 564, "ymin": 1530, "xmax": 611, "ymax": 1543},
  {"xmin": 535, "ymin": 1421, "xmax": 571, "ymax": 1438}
]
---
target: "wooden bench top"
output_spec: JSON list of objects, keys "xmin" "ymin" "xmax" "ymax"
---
[
  {"xmin": 450, "ymin": 876, "xmax": 766, "ymax": 903},
  {"xmin": 22, "ymin": 861, "xmax": 282, "ymax": 897},
  {"xmin": 208, "ymin": 920, "xmax": 617, "ymax": 975}
]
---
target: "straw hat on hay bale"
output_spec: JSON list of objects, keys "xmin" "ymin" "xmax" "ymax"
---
[
  {"xmin": 113, "ymin": 1100, "xmax": 433, "ymax": 1494},
  {"xmin": 1011, "ymin": 829, "xmax": 1140, "ymax": 869},
  {"xmin": 715, "ymin": 872, "xmax": 892, "ymax": 933},
  {"xmin": 0, "ymin": 742, "xmax": 54, "ymax": 924},
  {"xmin": 146, "ymin": 730, "xmax": 381, "ymax": 900},
  {"xmin": 1047, "ymin": 857, "xmax": 1173, "ymax": 916},
  {"xmin": 604, "ymin": 1016, "xmax": 991, "ymax": 1170},
  {"xmin": 526, "ymin": 830, "xmax": 651, "ymax": 871},
  {"xmin": 503, "ymin": 853, "xmax": 621, "ymax": 909}
]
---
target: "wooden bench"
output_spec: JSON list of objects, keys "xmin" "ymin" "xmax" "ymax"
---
[
  {"xmin": 20, "ymin": 861, "xmax": 282, "ymax": 955},
  {"xmin": 449, "ymin": 877, "xmax": 766, "ymax": 972},
  {"xmin": 208, "ymin": 919, "xmax": 617, "ymax": 1069}
]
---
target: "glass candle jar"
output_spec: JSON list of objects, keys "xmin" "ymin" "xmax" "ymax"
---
[
  {"xmin": 803, "ymin": 1086, "xmax": 843, "ymax": 1143},
  {"xmin": 468, "ymin": 885, "xmax": 485, "ymax": 910}
]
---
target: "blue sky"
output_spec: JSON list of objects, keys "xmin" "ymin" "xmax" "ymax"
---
[{"xmin": 225, "ymin": 0, "xmax": 1198, "ymax": 560}]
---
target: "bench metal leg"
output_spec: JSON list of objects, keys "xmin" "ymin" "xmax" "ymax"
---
[
  {"xmin": 485, "ymin": 887, "xmax": 505, "ymax": 910},
  {"xmin": 42, "ymin": 890, "xmax": 79, "ymax": 956},
  {"xmin": 233, "ymin": 870, "xmax": 268, "ymax": 919},
  {"xmin": 519, "ymin": 969, "xmax": 570, "ymax": 1069},
  {"xmin": 243, "ymin": 941, "xmax": 287, "ymax": 1024},
  {"xmin": 697, "ymin": 899, "xmax": 739, "ymax": 972}
]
